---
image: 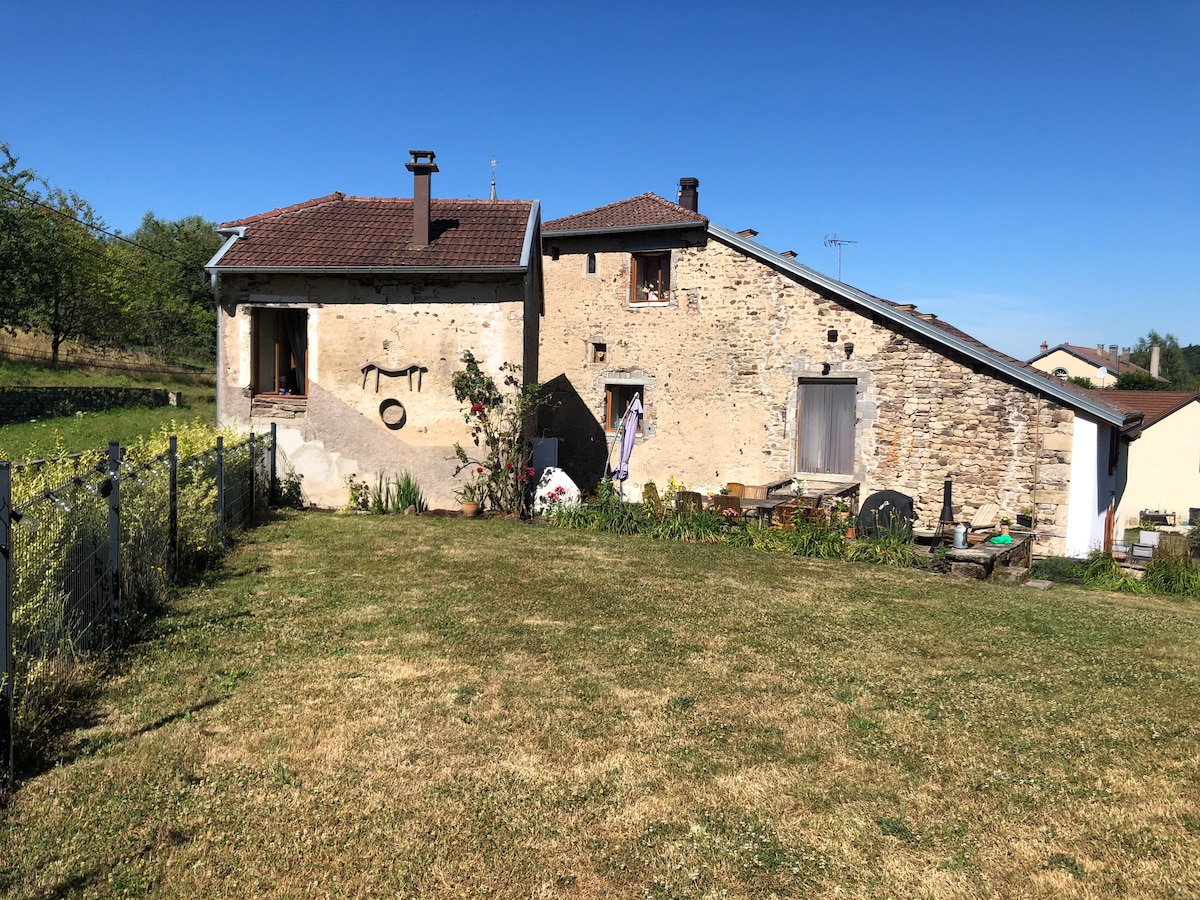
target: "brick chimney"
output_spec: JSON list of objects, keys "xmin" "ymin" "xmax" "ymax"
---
[
  {"xmin": 1109, "ymin": 344, "xmax": 1119, "ymax": 366},
  {"xmin": 406, "ymin": 150, "xmax": 438, "ymax": 247},
  {"xmin": 677, "ymin": 177, "xmax": 699, "ymax": 212},
  {"xmin": 1040, "ymin": 341, "xmax": 1048, "ymax": 353},
  {"xmin": 1150, "ymin": 344, "xmax": 1161, "ymax": 378}
]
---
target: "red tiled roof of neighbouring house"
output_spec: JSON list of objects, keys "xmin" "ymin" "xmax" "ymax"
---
[
  {"xmin": 213, "ymin": 195, "xmax": 536, "ymax": 269},
  {"xmin": 543, "ymin": 193, "xmax": 707, "ymax": 234},
  {"xmin": 1031, "ymin": 343, "xmax": 1162, "ymax": 380},
  {"xmin": 1092, "ymin": 390, "xmax": 1200, "ymax": 435}
]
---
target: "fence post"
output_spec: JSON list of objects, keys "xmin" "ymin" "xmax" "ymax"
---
[
  {"xmin": 107, "ymin": 441, "xmax": 121, "ymax": 639},
  {"xmin": 168, "ymin": 436, "xmax": 179, "ymax": 583},
  {"xmin": 0, "ymin": 462, "xmax": 13, "ymax": 785},
  {"xmin": 248, "ymin": 432, "xmax": 256, "ymax": 525},
  {"xmin": 269, "ymin": 423, "xmax": 278, "ymax": 507},
  {"xmin": 216, "ymin": 437, "xmax": 225, "ymax": 538}
]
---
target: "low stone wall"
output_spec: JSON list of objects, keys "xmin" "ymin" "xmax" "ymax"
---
[{"xmin": 0, "ymin": 386, "xmax": 176, "ymax": 426}]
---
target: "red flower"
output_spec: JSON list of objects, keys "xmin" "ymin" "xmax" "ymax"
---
[
  {"xmin": 476, "ymin": 467, "xmax": 484, "ymax": 474},
  {"xmin": 506, "ymin": 462, "xmax": 514, "ymax": 470},
  {"xmin": 517, "ymin": 475, "xmax": 525, "ymax": 482},
  {"xmin": 470, "ymin": 403, "xmax": 484, "ymax": 413}
]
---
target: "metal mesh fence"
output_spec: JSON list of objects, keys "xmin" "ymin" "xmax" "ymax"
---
[{"xmin": 1, "ymin": 430, "xmax": 273, "ymax": 779}]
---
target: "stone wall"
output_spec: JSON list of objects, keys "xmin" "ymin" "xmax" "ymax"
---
[
  {"xmin": 216, "ymin": 273, "xmax": 530, "ymax": 509},
  {"xmin": 540, "ymin": 235, "xmax": 1075, "ymax": 555},
  {"xmin": 0, "ymin": 386, "xmax": 174, "ymax": 427}
]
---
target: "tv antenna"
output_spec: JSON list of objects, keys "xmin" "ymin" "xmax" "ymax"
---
[
  {"xmin": 489, "ymin": 154, "xmax": 497, "ymax": 201},
  {"xmin": 824, "ymin": 234, "xmax": 857, "ymax": 281}
]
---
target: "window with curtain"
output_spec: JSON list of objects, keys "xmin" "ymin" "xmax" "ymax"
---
[
  {"xmin": 796, "ymin": 380, "xmax": 855, "ymax": 474},
  {"xmin": 251, "ymin": 308, "xmax": 308, "ymax": 396}
]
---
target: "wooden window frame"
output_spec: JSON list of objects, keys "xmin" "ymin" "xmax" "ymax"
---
[
  {"xmin": 630, "ymin": 252, "xmax": 671, "ymax": 305},
  {"xmin": 605, "ymin": 383, "xmax": 644, "ymax": 434},
  {"xmin": 251, "ymin": 308, "xmax": 308, "ymax": 397}
]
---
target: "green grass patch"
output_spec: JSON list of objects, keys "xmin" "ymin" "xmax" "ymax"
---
[
  {"xmin": 1, "ymin": 514, "xmax": 1198, "ymax": 897},
  {"xmin": 0, "ymin": 359, "xmax": 216, "ymax": 459}
]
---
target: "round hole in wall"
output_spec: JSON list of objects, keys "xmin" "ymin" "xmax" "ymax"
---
[{"xmin": 379, "ymin": 398, "xmax": 406, "ymax": 430}]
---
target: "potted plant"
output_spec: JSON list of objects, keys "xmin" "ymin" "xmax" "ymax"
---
[
  {"xmin": 455, "ymin": 480, "xmax": 481, "ymax": 517},
  {"xmin": 999, "ymin": 515, "xmax": 1012, "ymax": 536},
  {"xmin": 1017, "ymin": 507, "xmax": 1034, "ymax": 528}
]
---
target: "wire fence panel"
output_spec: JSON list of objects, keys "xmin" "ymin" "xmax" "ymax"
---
[{"xmin": 0, "ymin": 429, "xmax": 275, "ymax": 783}]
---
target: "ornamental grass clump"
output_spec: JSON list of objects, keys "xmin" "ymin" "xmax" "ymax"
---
[{"xmin": 451, "ymin": 351, "xmax": 547, "ymax": 517}]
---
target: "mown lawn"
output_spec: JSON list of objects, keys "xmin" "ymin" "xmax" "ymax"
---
[
  {"xmin": 0, "ymin": 358, "xmax": 216, "ymax": 459},
  {"xmin": 1, "ymin": 513, "xmax": 1198, "ymax": 898}
]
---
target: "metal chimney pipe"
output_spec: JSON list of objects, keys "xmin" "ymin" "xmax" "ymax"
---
[
  {"xmin": 940, "ymin": 479, "xmax": 955, "ymax": 524},
  {"xmin": 677, "ymin": 177, "xmax": 699, "ymax": 212},
  {"xmin": 406, "ymin": 150, "xmax": 438, "ymax": 247}
]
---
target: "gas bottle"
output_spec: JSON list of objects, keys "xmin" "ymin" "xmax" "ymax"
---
[{"xmin": 952, "ymin": 523, "xmax": 967, "ymax": 549}]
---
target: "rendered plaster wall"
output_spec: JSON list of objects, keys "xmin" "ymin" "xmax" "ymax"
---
[
  {"xmin": 1115, "ymin": 402, "xmax": 1200, "ymax": 528},
  {"xmin": 216, "ymin": 273, "xmax": 528, "ymax": 508},
  {"xmin": 540, "ymin": 236, "xmax": 1077, "ymax": 554}
]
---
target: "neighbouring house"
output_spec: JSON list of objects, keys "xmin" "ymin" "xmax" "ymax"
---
[
  {"xmin": 1029, "ymin": 342, "xmax": 1165, "ymax": 386},
  {"xmin": 538, "ymin": 179, "xmax": 1137, "ymax": 557},
  {"xmin": 206, "ymin": 151, "xmax": 542, "ymax": 508},
  {"xmin": 1097, "ymin": 390, "xmax": 1200, "ymax": 529}
]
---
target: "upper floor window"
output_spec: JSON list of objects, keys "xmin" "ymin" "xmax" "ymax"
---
[
  {"xmin": 1052, "ymin": 367, "xmax": 1068, "ymax": 379},
  {"xmin": 585, "ymin": 252, "xmax": 597, "ymax": 275},
  {"xmin": 631, "ymin": 252, "xmax": 670, "ymax": 304}
]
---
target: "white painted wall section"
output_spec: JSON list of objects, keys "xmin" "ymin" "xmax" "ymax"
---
[{"xmin": 1065, "ymin": 415, "xmax": 1103, "ymax": 557}]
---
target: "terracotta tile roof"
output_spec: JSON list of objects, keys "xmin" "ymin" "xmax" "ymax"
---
[
  {"xmin": 214, "ymin": 195, "xmax": 535, "ymax": 269},
  {"xmin": 1033, "ymin": 343, "xmax": 1159, "ymax": 379},
  {"xmin": 543, "ymin": 193, "xmax": 707, "ymax": 234},
  {"xmin": 1093, "ymin": 390, "xmax": 1200, "ymax": 431}
]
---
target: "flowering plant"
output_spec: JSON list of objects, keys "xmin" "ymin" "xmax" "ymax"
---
[
  {"xmin": 791, "ymin": 475, "xmax": 808, "ymax": 497},
  {"xmin": 451, "ymin": 350, "xmax": 549, "ymax": 516},
  {"xmin": 720, "ymin": 506, "xmax": 739, "ymax": 519}
]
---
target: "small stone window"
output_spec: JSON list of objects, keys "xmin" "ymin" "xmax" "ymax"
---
[
  {"xmin": 585, "ymin": 252, "xmax": 597, "ymax": 275},
  {"xmin": 591, "ymin": 342, "xmax": 607, "ymax": 364},
  {"xmin": 605, "ymin": 383, "xmax": 643, "ymax": 434}
]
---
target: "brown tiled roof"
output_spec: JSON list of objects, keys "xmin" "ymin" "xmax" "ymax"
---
[
  {"xmin": 543, "ymin": 193, "xmax": 707, "ymax": 234},
  {"xmin": 214, "ymin": 195, "xmax": 535, "ymax": 269},
  {"xmin": 1034, "ymin": 343, "xmax": 1159, "ymax": 379},
  {"xmin": 1093, "ymin": 390, "xmax": 1200, "ymax": 432}
]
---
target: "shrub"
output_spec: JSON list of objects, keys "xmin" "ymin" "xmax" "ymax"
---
[{"xmin": 1030, "ymin": 556, "xmax": 1086, "ymax": 583}]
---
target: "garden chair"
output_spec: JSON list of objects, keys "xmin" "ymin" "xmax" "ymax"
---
[
  {"xmin": 642, "ymin": 483, "xmax": 666, "ymax": 519},
  {"xmin": 710, "ymin": 495, "xmax": 742, "ymax": 519},
  {"xmin": 674, "ymin": 491, "xmax": 704, "ymax": 515},
  {"xmin": 966, "ymin": 503, "xmax": 1000, "ymax": 533},
  {"xmin": 725, "ymin": 482, "xmax": 745, "ymax": 498}
]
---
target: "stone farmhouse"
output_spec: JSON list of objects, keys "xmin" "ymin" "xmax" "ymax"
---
[
  {"xmin": 538, "ymin": 180, "xmax": 1139, "ymax": 557},
  {"xmin": 207, "ymin": 155, "xmax": 1169, "ymax": 558},
  {"xmin": 206, "ymin": 151, "xmax": 542, "ymax": 508}
]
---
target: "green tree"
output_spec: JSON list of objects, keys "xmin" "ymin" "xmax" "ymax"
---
[
  {"xmin": 108, "ymin": 212, "xmax": 222, "ymax": 363},
  {"xmin": 1129, "ymin": 331, "xmax": 1197, "ymax": 391},
  {"xmin": 0, "ymin": 143, "xmax": 43, "ymax": 334},
  {"xmin": 1115, "ymin": 370, "xmax": 1163, "ymax": 391}
]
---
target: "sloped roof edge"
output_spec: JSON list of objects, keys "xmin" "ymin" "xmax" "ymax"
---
[{"xmin": 708, "ymin": 224, "xmax": 1126, "ymax": 427}]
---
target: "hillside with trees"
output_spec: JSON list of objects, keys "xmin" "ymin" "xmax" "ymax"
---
[{"xmin": 0, "ymin": 143, "xmax": 220, "ymax": 367}]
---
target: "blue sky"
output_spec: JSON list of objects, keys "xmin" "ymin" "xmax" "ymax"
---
[{"xmin": 5, "ymin": 0, "xmax": 1197, "ymax": 359}]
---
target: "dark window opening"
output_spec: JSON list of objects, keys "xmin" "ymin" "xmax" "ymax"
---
[
  {"xmin": 252, "ymin": 308, "xmax": 308, "ymax": 396},
  {"xmin": 592, "ymin": 342, "xmax": 607, "ymax": 364},
  {"xmin": 605, "ymin": 383, "xmax": 643, "ymax": 434},
  {"xmin": 631, "ymin": 253, "xmax": 670, "ymax": 303},
  {"xmin": 586, "ymin": 252, "xmax": 597, "ymax": 274}
]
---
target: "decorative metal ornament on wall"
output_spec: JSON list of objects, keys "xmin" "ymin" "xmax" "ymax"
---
[
  {"xmin": 379, "ymin": 398, "xmax": 406, "ymax": 430},
  {"xmin": 361, "ymin": 361, "xmax": 427, "ymax": 392}
]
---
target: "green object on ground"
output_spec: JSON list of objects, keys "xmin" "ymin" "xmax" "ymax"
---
[{"xmin": 989, "ymin": 534, "xmax": 1013, "ymax": 545}]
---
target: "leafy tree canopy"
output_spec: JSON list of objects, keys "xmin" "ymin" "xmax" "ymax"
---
[{"xmin": 1128, "ymin": 331, "xmax": 1197, "ymax": 391}]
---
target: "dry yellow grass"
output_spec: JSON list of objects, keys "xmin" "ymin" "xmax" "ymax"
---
[{"xmin": 1, "ymin": 511, "xmax": 1198, "ymax": 897}]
